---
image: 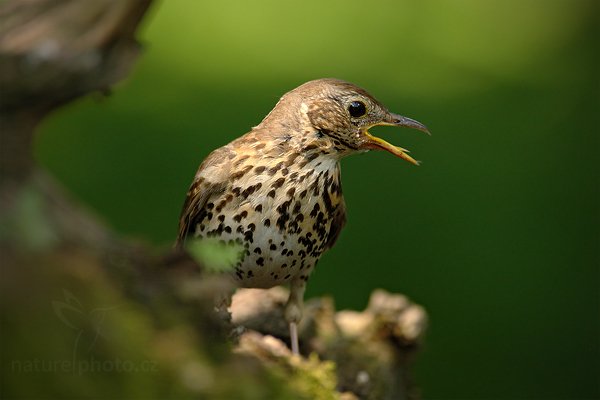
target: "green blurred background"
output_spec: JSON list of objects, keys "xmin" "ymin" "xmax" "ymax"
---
[{"xmin": 34, "ymin": 0, "xmax": 598, "ymax": 398}]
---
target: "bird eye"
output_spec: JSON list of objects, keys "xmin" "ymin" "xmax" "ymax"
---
[{"xmin": 348, "ymin": 101, "xmax": 367, "ymax": 118}]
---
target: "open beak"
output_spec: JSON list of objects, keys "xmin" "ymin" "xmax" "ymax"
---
[{"xmin": 360, "ymin": 113, "xmax": 430, "ymax": 166}]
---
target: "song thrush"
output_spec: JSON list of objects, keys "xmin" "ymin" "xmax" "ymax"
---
[{"xmin": 177, "ymin": 78, "xmax": 429, "ymax": 354}]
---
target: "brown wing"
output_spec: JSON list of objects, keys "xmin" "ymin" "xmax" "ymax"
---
[
  {"xmin": 324, "ymin": 168, "xmax": 347, "ymax": 250},
  {"xmin": 176, "ymin": 147, "xmax": 233, "ymax": 247},
  {"xmin": 324, "ymin": 201, "xmax": 347, "ymax": 250}
]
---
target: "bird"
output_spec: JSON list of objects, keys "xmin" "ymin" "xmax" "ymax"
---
[{"xmin": 177, "ymin": 78, "xmax": 429, "ymax": 354}]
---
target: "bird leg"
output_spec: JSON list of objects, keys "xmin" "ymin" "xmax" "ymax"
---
[
  {"xmin": 289, "ymin": 321, "xmax": 299, "ymax": 355},
  {"xmin": 284, "ymin": 278, "xmax": 306, "ymax": 355}
]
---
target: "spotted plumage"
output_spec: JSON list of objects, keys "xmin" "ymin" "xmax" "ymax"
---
[{"xmin": 177, "ymin": 78, "xmax": 429, "ymax": 354}]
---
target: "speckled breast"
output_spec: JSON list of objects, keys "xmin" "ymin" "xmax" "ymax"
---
[{"xmin": 193, "ymin": 156, "xmax": 345, "ymax": 288}]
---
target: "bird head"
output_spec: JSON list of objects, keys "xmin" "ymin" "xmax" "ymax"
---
[{"xmin": 261, "ymin": 79, "xmax": 429, "ymax": 165}]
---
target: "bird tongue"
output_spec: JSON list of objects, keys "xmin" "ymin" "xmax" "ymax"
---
[{"xmin": 362, "ymin": 131, "xmax": 420, "ymax": 166}]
